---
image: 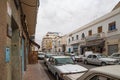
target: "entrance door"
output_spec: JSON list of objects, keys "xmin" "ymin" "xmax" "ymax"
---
[{"xmin": 108, "ymin": 44, "xmax": 118, "ymax": 55}]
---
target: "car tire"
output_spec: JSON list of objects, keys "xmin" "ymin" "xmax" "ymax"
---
[
  {"xmin": 101, "ymin": 62, "xmax": 106, "ymax": 66},
  {"xmin": 56, "ymin": 74, "xmax": 60, "ymax": 80},
  {"xmin": 84, "ymin": 60, "xmax": 88, "ymax": 64}
]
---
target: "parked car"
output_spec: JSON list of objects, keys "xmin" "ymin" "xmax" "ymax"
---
[
  {"xmin": 83, "ymin": 54, "xmax": 119, "ymax": 66},
  {"xmin": 109, "ymin": 52, "xmax": 120, "ymax": 60},
  {"xmin": 44, "ymin": 53, "xmax": 57, "ymax": 65},
  {"xmin": 72, "ymin": 55, "xmax": 83, "ymax": 62},
  {"xmin": 38, "ymin": 53, "xmax": 45, "ymax": 60},
  {"xmin": 82, "ymin": 51, "xmax": 93, "ymax": 61},
  {"xmin": 64, "ymin": 65, "xmax": 120, "ymax": 80},
  {"xmin": 109, "ymin": 52, "xmax": 120, "ymax": 64},
  {"xmin": 47, "ymin": 56, "xmax": 88, "ymax": 80}
]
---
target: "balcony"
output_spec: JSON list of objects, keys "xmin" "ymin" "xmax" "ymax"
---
[
  {"xmin": 70, "ymin": 38, "xmax": 86, "ymax": 45},
  {"xmin": 85, "ymin": 32, "xmax": 105, "ymax": 41}
]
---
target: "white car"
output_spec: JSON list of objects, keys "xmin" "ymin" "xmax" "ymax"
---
[
  {"xmin": 109, "ymin": 52, "xmax": 120, "ymax": 59},
  {"xmin": 82, "ymin": 51, "xmax": 93, "ymax": 61},
  {"xmin": 44, "ymin": 53, "xmax": 57, "ymax": 65},
  {"xmin": 47, "ymin": 56, "xmax": 88, "ymax": 80},
  {"xmin": 64, "ymin": 65, "xmax": 120, "ymax": 80},
  {"xmin": 38, "ymin": 53, "xmax": 45, "ymax": 60},
  {"xmin": 83, "ymin": 54, "xmax": 119, "ymax": 66}
]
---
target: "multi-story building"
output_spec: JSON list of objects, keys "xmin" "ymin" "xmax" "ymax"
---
[
  {"xmin": 66, "ymin": 2, "xmax": 120, "ymax": 56},
  {"xmin": 52, "ymin": 35, "xmax": 67, "ymax": 54},
  {"xmin": 42, "ymin": 32, "xmax": 59, "ymax": 52},
  {"xmin": 0, "ymin": 0, "xmax": 39, "ymax": 80}
]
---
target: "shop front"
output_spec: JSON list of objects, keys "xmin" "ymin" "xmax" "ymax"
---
[
  {"xmin": 80, "ymin": 39, "xmax": 105, "ymax": 54},
  {"xmin": 72, "ymin": 44, "xmax": 79, "ymax": 55}
]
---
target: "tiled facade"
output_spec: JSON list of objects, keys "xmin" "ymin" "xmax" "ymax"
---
[{"xmin": 0, "ymin": 0, "xmax": 39, "ymax": 80}]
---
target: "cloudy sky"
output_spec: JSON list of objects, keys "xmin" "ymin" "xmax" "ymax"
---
[{"xmin": 35, "ymin": 0, "xmax": 119, "ymax": 45}]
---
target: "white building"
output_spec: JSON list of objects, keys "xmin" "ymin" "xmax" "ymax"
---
[{"xmin": 66, "ymin": 2, "xmax": 120, "ymax": 55}]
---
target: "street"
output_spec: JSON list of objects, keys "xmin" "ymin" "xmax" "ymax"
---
[
  {"xmin": 39, "ymin": 60, "xmax": 56, "ymax": 80},
  {"xmin": 39, "ymin": 60, "xmax": 98, "ymax": 80}
]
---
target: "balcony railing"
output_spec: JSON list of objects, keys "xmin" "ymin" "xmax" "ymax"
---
[
  {"xmin": 85, "ymin": 32, "xmax": 105, "ymax": 41},
  {"xmin": 68, "ymin": 32, "xmax": 105, "ymax": 45}
]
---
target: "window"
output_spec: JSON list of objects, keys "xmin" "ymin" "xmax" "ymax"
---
[
  {"xmin": 68, "ymin": 38, "xmax": 70, "ymax": 43},
  {"xmin": 108, "ymin": 21, "xmax": 116, "ymax": 31},
  {"xmin": 82, "ymin": 33, "xmax": 85, "ymax": 39},
  {"xmin": 98, "ymin": 26, "xmax": 102, "ymax": 33},
  {"xmin": 93, "ymin": 55, "xmax": 97, "ymax": 58},
  {"xmin": 88, "ymin": 30, "xmax": 92, "ymax": 36},
  {"xmin": 72, "ymin": 37, "xmax": 74, "ymax": 41},
  {"xmin": 58, "ymin": 41, "xmax": 60, "ymax": 45},
  {"xmin": 88, "ymin": 55, "xmax": 92, "ymax": 58},
  {"xmin": 76, "ymin": 35, "xmax": 79, "ymax": 40}
]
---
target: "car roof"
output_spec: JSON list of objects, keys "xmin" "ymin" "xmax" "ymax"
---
[
  {"xmin": 89, "ymin": 65, "xmax": 120, "ymax": 79},
  {"xmin": 51, "ymin": 56, "xmax": 71, "ymax": 58}
]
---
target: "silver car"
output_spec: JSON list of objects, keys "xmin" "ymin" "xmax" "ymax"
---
[
  {"xmin": 47, "ymin": 56, "xmax": 88, "ymax": 80},
  {"xmin": 83, "ymin": 54, "xmax": 119, "ymax": 66},
  {"xmin": 64, "ymin": 65, "xmax": 120, "ymax": 80}
]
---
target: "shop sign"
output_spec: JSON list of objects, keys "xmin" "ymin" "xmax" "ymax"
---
[{"xmin": 5, "ymin": 47, "xmax": 10, "ymax": 62}]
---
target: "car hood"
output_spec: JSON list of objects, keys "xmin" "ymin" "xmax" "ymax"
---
[
  {"xmin": 64, "ymin": 73, "xmax": 85, "ymax": 80},
  {"xmin": 99, "ymin": 58, "xmax": 117, "ymax": 61},
  {"xmin": 55, "ymin": 64, "xmax": 88, "ymax": 74}
]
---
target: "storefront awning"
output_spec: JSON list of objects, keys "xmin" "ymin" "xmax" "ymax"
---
[
  {"xmin": 30, "ymin": 40, "xmax": 40, "ymax": 49},
  {"xmin": 81, "ymin": 40, "xmax": 105, "ymax": 48}
]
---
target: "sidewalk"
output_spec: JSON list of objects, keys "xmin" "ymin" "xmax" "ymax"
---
[{"xmin": 24, "ymin": 63, "xmax": 50, "ymax": 80}]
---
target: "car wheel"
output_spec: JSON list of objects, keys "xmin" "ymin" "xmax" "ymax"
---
[
  {"xmin": 56, "ymin": 74, "xmax": 60, "ymax": 80},
  {"xmin": 101, "ymin": 62, "xmax": 106, "ymax": 66},
  {"xmin": 84, "ymin": 60, "xmax": 88, "ymax": 64}
]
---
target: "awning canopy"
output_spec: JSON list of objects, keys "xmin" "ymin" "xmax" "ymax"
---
[
  {"xmin": 30, "ymin": 40, "xmax": 40, "ymax": 49},
  {"xmin": 81, "ymin": 40, "xmax": 105, "ymax": 48},
  {"xmin": 20, "ymin": 0, "xmax": 39, "ymax": 36}
]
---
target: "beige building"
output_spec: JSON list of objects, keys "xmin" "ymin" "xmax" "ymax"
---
[
  {"xmin": 66, "ymin": 2, "xmax": 120, "ymax": 55},
  {"xmin": 42, "ymin": 32, "xmax": 59, "ymax": 52},
  {"xmin": 0, "ymin": 0, "xmax": 39, "ymax": 80},
  {"xmin": 52, "ymin": 35, "xmax": 67, "ymax": 54}
]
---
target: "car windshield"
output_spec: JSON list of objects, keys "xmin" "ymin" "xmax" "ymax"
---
[
  {"xmin": 97, "ymin": 54, "xmax": 106, "ymax": 58},
  {"xmin": 55, "ymin": 58, "xmax": 74, "ymax": 65}
]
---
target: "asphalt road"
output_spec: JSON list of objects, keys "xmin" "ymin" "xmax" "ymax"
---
[
  {"xmin": 39, "ymin": 60, "xmax": 98, "ymax": 80},
  {"xmin": 77, "ymin": 61, "xmax": 99, "ymax": 69}
]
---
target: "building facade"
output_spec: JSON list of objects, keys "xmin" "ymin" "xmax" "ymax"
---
[
  {"xmin": 66, "ymin": 2, "xmax": 120, "ymax": 56},
  {"xmin": 0, "ymin": 0, "xmax": 39, "ymax": 80},
  {"xmin": 42, "ymin": 32, "xmax": 59, "ymax": 52},
  {"xmin": 52, "ymin": 35, "xmax": 67, "ymax": 54}
]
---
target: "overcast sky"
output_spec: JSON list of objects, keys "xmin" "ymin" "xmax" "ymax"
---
[{"xmin": 35, "ymin": 0, "xmax": 119, "ymax": 45}]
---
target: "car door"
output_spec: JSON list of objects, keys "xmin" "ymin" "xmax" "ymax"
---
[
  {"xmin": 92, "ymin": 55, "xmax": 100, "ymax": 65},
  {"xmin": 87, "ymin": 55, "xmax": 93, "ymax": 64},
  {"xmin": 48, "ymin": 58, "xmax": 56, "ymax": 75}
]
